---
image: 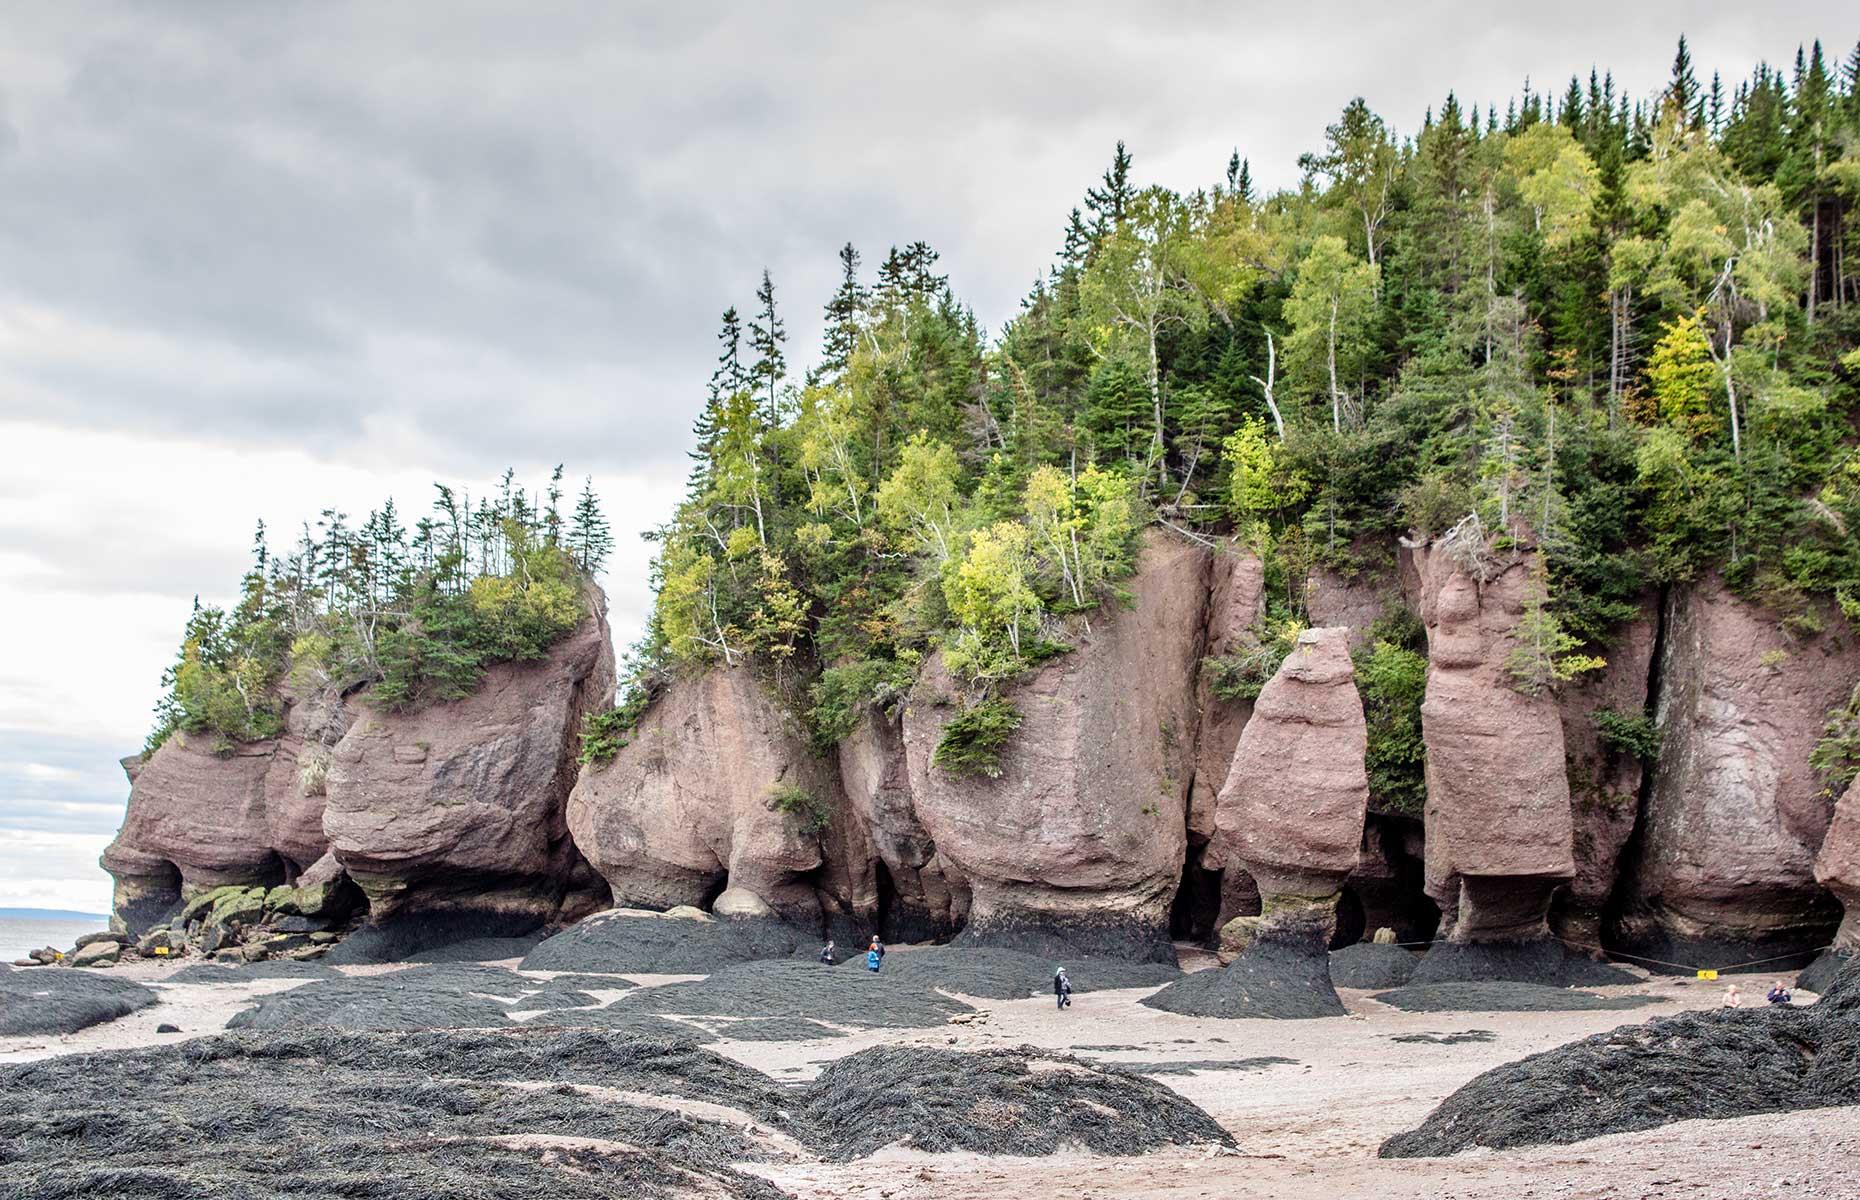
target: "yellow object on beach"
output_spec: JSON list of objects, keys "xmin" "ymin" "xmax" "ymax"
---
[
  {"xmin": 1696, "ymin": 969, "xmax": 1719, "ymax": 981},
  {"xmin": 154, "ymin": 947, "xmax": 171, "ymax": 957}
]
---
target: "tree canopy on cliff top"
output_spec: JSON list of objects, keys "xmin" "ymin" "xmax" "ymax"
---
[
  {"xmin": 146, "ymin": 468, "xmax": 612, "ymax": 755},
  {"xmin": 644, "ymin": 36, "xmax": 1860, "ymax": 741}
]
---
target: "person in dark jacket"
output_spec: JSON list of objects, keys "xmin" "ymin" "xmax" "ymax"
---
[
  {"xmin": 868, "ymin": 936, "xmax": 885, "ymax": 963},
  {"xmin": 1054, "ymin": 966, "xmax": 1072, "ymax": 1009},
  {"xmin": 1767, "ymin": 980, "xmax": 1793, "ymax": 1005},
  {"xmin": 819, "ymin": 940, "xmax": 836, "ymax": 965}
]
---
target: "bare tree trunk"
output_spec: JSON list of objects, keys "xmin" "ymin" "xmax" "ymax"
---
[
  {"xmin": 1250, "ymin": 332, "xmax": 1285, "ymax": 440},
  {"xmin": 1327, "ymin": 297, "xmax": 1341, "ymax": 434},
  {"xmin": 1148, "ymin": 324, "xmax": 1167, "ymax": 489}
]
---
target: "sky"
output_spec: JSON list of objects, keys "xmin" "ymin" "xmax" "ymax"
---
[{"xmin": 0, "ymin": 1, "xmax": 1848, "ymax": 913}]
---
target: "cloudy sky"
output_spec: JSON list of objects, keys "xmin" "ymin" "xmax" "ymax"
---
[{"xmin": 0, "ymin": 2, "xmax": 1844, "ymax": 913}]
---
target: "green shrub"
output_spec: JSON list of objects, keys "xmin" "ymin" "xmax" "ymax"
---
[
  {"xmin": 1202, "ymin": 619, "xmax": 1302, "ymax": 702},
  {"xmin": 807, "ymin": 657, "xmax": 917, "ymax": 747},
  {"xmin": 768, "ymin": 782, "xmax": 833, "ymax": 834},
  {"xmin": 1355, "ymin": 640, "xmax": 1428, "ymax": 817},
  {"xmin": 932, "ymin": 696, "xmax": 1024, "ymax": 778},
  {"xmin": 1811, "ymin": 683, "xmax": 1860, "ymax": 798},
  {"xmin": 1592, "ymin": 707, "xmax": 1661, "ymax": 762},
  {"xmin": 579, "ymin": 682, "xmax": 656, "ymax": 766}
]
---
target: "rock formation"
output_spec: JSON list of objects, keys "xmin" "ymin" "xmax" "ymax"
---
[
  {"xmin": 1413, "ymin": 532, "xmax": 1577, "ymax": 974},
  {"xmin": 1553, "ymin": 597, "xmax": 1658, "ymax": 946},
  {"xmin": 569, "ymin": 664, "xmax": 866, "ymax": 934},
  {"xmin": 1804, "ymin": 779, "xmax": 1860, "ymax": 990},
  {"xmin": 899, "ymin": 535, "xmax": 1210, "ymax": 961},
  {"xmin": 101, "ymin": 675, "xmax": 353, "ymax": 936},
  {"xmin": 839, "ymin": 710, "xmax": 964, "ymax": 941},
  {"xmin": 1613, "ymin": 578, "xmax": 1857, "ymax": 968},
  {"xmin": 1148, "ymin": 626, "xmax": 1366, "ymax": 1018},
  {"xmin": 320, "ymin": 589, "xmax": 615, "ymax": 957},
  {"xmin": 1185, "ymin": 544, "xmax": 1266, "ymax": 939}
]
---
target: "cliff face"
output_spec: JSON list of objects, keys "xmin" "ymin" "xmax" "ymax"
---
[
  {"xmin": 897, "ymin": 535, "xmax": 1210, "ymax": 961},
  {"xmin": 321, "ymin": 589, "xmax": 615, "ymax": 944},
  {"xmin": 1613, "ymin": 579, "xmax": 1858, "ymax": 962},
  {"xmin": 567, "ymin": 664, "xmax": 858, "ymax": 930},
  {"xmin": 102, "ymin": 676, "xmax": 353, "ymax": 936},
  {"xmin": 1553, "ymin": 596, "xmax": 1658, "ymax": 946},
  {"xmin": 1414, "ymin": 538, "xmax": 1574, "ymax": 943},
  {"xmin": 104, "ymin": 532, "xmax": 1860, "ymax": 969}
]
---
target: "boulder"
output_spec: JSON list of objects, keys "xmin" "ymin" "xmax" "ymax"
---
[
  {"xmin": 899, "ymin": 534, "xmax": 1210, "ymax": 961},
  {"xmin": 1414, "ymin": 533, "xmax": 1574, "ymax": 946},
  {"xmin": 100, "ymin": 674, "xmax": 354, "ymax": 936},
  {"xmin": 71, "ymin": 941, "xmax": 120, "ymax": 968},
  {"xmin": 206, "ymin": 887, "xmax": 267, "ymax": 931},
  {"xmin": 264, "ymin": 852, "xmax": 356, "ymax": 919},
  {"xmin": 568, "ymin": 664, "xmax": 849, "ymax": 929},
  {"xmin": 1613, "ymin": 578, "xmax": 1858, "ymax": 968},
  {"xmin": 323, "ymin": 588, "xmax": 615, "ymax": 951},
  {"xmin": 1553, "ymin": 595, "xmax": 1659, "ymax": 947},
  {"xmin": 73, "ymin": 931, "xmax": 127, "ymax": 950}
]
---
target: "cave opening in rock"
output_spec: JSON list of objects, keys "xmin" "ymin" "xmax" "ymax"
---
[
  {"xmin": 1330, "ymin": 887, "xmax": 1366, "ymax": 949},
  {"xmin": 1169, "ymin": 852, "xmax": 1224, "ymax": 944}
]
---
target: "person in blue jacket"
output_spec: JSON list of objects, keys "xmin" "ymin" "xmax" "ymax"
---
[{"xmin": 865, "ymin": 945, "xmax": 882, "ymax": 972}]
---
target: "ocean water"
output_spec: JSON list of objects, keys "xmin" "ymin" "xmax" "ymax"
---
[{"xmin": 0, "ymin": 916, "xmax": 104, "ymax": 964}]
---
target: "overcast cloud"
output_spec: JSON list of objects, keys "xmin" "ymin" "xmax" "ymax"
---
[{"xmin": 0, "ymin": 1, "xmax": 1845, "ymax": 911}]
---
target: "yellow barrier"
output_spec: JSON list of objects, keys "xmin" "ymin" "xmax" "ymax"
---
[{"xmin": 1696, "ymin": 969, "xmax": 1719, "ymax": 981}]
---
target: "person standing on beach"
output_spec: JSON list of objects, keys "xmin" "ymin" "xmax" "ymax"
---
[
  {"xmin": 819, "ymin": 940, "xmax": 836, "ymax": 965},
  {"xmin": 865, "ymin": 944, "xmax": 882, "ymax": 972},
  {"xmin": 868, "ymin": 935, "xmax": 885, "ymax": 964},
  {"xmin": 1054, "ymin": 966, "xmax": 1072, "ymax": 1009}
]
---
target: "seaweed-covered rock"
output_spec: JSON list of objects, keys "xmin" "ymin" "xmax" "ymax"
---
[
  {"xmin": 0, "ymin": 968, "xmax": 158, "ymax": 1035},
  {"xmin": 875, "ymin": 946, "xmax": 1179, "ymax": 1000},
  {"xmin": 1407, "ymin": 937, "xmax": 1637, "ymax": 987},
  {"xmin": 1370, "ymin": 982, "xmax": 1661, "ymax": 1013},
  {"xmin": 622, "ymin": 958, "xmax": 974, "ymax": 1029},
  {"xmin": 1329, "ymin": 942, "xmax": 1419, "ymax": 989},
  {"xmin": 900, "ymin": 534, "xmax": 1210, "ymax": 962},
  {"xmin": 0, "ymin": 1028, "xmax": 791, "ymax": 1198},
  {"xmin": 1142, "ymin": 906, "xmax": 1347, "ymax": 1019},
  {"xmin": 520, "ymin": 909, "xmax": 813, "ymax": 974},
  {"xmin": 1381, "ymin": 1000, "xmax": 1858, "ymax": 1157},
  {"xmin": 223, "ymin": 963, "xmax": 638, "ymax": 1032},
  {"xmin": 323, "ymin": 589, "xmax": 615, "ymax": 948},
  {"xmin": 801, "ymin": 1045, "xmax": 1235, "ymax": 1160}
]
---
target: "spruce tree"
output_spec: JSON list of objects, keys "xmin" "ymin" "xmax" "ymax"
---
[
  {"xmin": 749, "ymin": 270, "xmax": 786, "ymax": 425},
  {"xmin": 820, "ymin": 242, "xmax": 865, "ymax": 378},
  {"xmin": 1084, "ymin": 140, "xmax": 1135, "ymax": 242},
  {"xmin": 1666, "ymin": 35, "xmax": 1700, "ymax": 125},
  {"xmin": 569, "ymin": 478, "xmax": 613, "ymax": 574}
]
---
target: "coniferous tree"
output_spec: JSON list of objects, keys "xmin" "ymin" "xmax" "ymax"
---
[
  {"xmin": 820, "ymin": 243, "xmax": 865, "ymax": 378},
  {"xmin": 1084, "ymin": 140, "xmax": 1136, "ymax": 243},
  {"xmin": 749, "ymin": 271, "xmax": 787, "ymax": 426},
  {"xmin": 569, "ymin": 478, "xmax": 613, "ymax": 573},
  {"xmin": 1666, "ymin": 35, "xmax": 1701, "ymax": 124}
]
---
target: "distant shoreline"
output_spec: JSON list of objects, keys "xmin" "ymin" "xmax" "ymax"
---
[{"xmin": 0, "ymin": 908, "xmax": 106, "ymax": 923}]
